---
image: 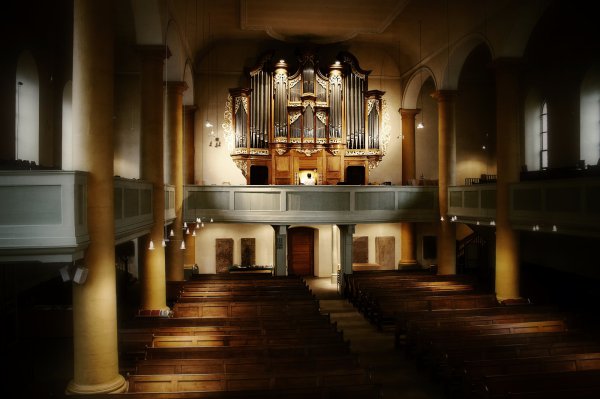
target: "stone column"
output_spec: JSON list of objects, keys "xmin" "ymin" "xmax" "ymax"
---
[
  {"xmin": 138, "ymin": 45, "xmax": 169, "ymax": 312},
  {"xmin": 273, "ymin": 225, "xmax": 288, "ymax": 276},
  {"xmin": 337, "ymin": 224, "xmax": 355, "ymax": 296},
  {"xmin": 432, "ymin": 90, "xmax": 457, "ymax": 275},
  {"xmin": 165, "ymin": 81, "xmax": 187, "ymax": 282},
  {"xmin": 399, "ymin": 108, "xmax": 419, "ymax": 268},
  {"xmin": 66, "ymin": 0, "xmax": 126, "ymax": 394},
  {"xmin": 494, "ymin": 59, "xmax": 521, "ymax": 301}
]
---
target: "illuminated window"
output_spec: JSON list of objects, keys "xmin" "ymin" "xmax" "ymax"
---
[{"xmin": 540, "ymin": 101, "xmax": 548, "ymax": 169}]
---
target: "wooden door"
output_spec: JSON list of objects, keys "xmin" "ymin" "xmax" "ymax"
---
[{"xmin": 288, "ymin": 227, "xmax": 314, "ymax": 276}]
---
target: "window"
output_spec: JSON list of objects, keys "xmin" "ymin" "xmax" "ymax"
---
[
  {"xmin": 15, "ymin": 51, "xmax": 40, "ymax": 163},
  {"xmin": 540, "ymin": 101, "xmax": 548, "ymax": 169},
  {"xmin": 580, "ymin": 64, "xmax": 600, "ymax": 166}
]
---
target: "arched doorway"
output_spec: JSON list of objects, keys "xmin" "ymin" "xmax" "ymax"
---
[{"xmin": 287, "ymin": 227, "xmax": 314, "ymax": 276}]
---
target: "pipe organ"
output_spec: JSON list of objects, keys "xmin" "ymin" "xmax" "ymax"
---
[{"xmin": 226, "ymin": 50, "xmax": 385, "ymax": 185}]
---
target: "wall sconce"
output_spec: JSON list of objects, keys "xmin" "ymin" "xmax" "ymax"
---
[{"xmin": 59, "ymin": 264, "xmax": 88, "ymax": 284}]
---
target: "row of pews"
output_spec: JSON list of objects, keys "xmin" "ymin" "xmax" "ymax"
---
[
  {"xmin": 112, "ymin": 274, "xmax": 381, "ymax": 398},
  {"xmin": 345, "ymin": 270, "xmax": 600, "ymax": 398}
]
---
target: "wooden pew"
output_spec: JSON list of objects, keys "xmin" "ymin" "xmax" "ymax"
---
[
  {"xmin": 427, "ymin": 333, "xmax": 600, "ymax": 382},
  {"xmin": 473, "ymin": 369, "xmax": 600, "ymax": 398},
  {"xmin": 172, "ymin": 299, "xmax": 320, "ymax": 318},
  {"xmin": 144, "ymin": 341, "xmax": 353, "ymax": 360},
  {"xmin": 89, "ymin": 383, "xmax": 383, "ymax": 398},
  {"xmin": 135, "ymin": 353, "xmax": 360, "ymax": 375},
  {"xmin": 459, "ymin": 351, "xmax": 600, "ymax": 396},
  {"xmin": 149, "ymin": 330, "xmax": 343, "ymax": 348},
  {"xmin": 127, "ymin": 368, "xmax": 372, "ymax": 393},
  {"xmin": 410, "ymin": 319, "xmax": 568, "ymax": 358},
  {"xmin": 373, "ymin": 293, "xmax": 499, "ymax": 329}
]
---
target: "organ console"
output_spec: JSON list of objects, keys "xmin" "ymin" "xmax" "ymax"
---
[{"xmin": 224, "ymin": 48, "xmax": 387, "ymax": 185}]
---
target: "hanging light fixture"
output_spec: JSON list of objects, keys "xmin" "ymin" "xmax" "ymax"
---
[
  {"xmin": 417, "ymin": 20, "xmax": 425, "ymax": 130},
  {"xmin": 180, "ymin": 240, "xmax": 186, "ymax": 250},
  {"xmin": 148, "ymin": 240, "xmax": 155, "ymax": 250}
]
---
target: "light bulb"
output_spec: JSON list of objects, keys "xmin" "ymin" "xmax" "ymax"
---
[
  {"xmin": 192, "ymin": 230, "xmax": 196, "ymax": 237},
  {"xmin": 180, "ymin": 241, "xmax": 186, "ymax": 250},
  {"xmin": 417, "ymin": 122, "xmax": 424, "ymax": 129},
  {"xmin": 148, "ymin": 240, "xmax": 155, "ymax": 250},
  {"xmin": 205, "ymin": 120, "xmax": 213, "ymax": 128},
  {"xmin": 169, "ymin": 229, "xmax": 174, "ymax": 237}
]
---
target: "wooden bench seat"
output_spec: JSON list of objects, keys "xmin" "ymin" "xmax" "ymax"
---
[
  {"xmin": 176, "ymin": 292, "xmax": 316, "ymax": 302},
  {"xmin": 127, "ymin": 368, "xmax": 372, "ymax": 393},
  {"xmin": 396, "ymin": 305, "xmax": 554, "ymax": 335},
  {"xmin": 474, "ymin": 368, "xmax": 600, "ymax": 399},
  {"xmin": 459, "ymin": 351, "xmax": 600, "ymax": 395},
  {"xmin": 135, "ymin": 354, "xmax": 360, "ymax": 375},
  {"xmin": 411, "ymin": 320, "xmax": 568, "ymax": 355},
  {"xmin": 373, "ymin": 293, "xmax": 499, "ymax": 329},
  {"xmin": 172, "ymin": 299, "xmax": 320, "ymax": 318},
  {"xmin": 403, "ymin": 311, "xmax": 569, "ymax": 348},
  {"xmin": 150, "ymin": 331, "xmax": 343, "ymax": 348},
  {"xmin": 87, "ymin": 383, "xmax": 382, "ymax": 399},
  {"xmin": 418, "ymin": 330, "xmax": 591, "ymax": 371},
  {"xmin": 144, "ymin": 341, "xmax": 352, "ymax": 360},
  {"xmin": 425, "ymin": 333, "xmax": 600, "ymax": 380}
]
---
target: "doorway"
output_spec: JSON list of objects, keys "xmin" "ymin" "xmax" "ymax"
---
[
  {"xmin": 346, "ymin": 165, "xmax": 365, "ymax": 185},
  {"xmin": 250, "ymin": 165, "xmax": 269, "ymax": 185},
  {"xmin": 287, "ymin": 227, "xmax": 314, "ymax": 276}
]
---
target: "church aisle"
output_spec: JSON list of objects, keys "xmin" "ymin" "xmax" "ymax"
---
[{"xmin": 306, "ymin": 277, "xmax": 446, "ymax": 399}]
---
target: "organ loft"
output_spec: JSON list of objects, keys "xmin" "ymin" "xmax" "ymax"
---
[{"xmin": 226, "ymin": 50, "xmax": 386, "ymax": 185}]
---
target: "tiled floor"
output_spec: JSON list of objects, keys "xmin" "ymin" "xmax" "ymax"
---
[{"xmin": 305, "ymin": 276, "xmax": 446, "ymax": 399}]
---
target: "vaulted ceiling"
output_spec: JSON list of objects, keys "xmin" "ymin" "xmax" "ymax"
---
[{"xmin": 125, "ymin": 0, "xmax": 546, "ymax": 78}]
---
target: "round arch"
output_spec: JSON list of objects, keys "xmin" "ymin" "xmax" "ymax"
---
[
  {"xmin": 439, "ymin": 33, "xmax": 493, "ymax": 90},
  {"xmin": 402, "ymin": 66, "xmax": 436, "ymax": 109}
]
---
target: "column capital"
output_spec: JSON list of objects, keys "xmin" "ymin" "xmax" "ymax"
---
[
  {"xmin": 399, "ymin": 108, "xmax": 420, "ymax": 118},
  {"xmin": 164, "ymin": 81, "xmax": 188, "ymax": 94},
  {"xmin": 431, "ymin": 90, "xmax": 458, "ymax": 102},
  {"xmin": 184, "ymin": 104, "xmax": 198, "ymax": 113},
  {"xmin": 136, "ymin": 44, "xmax": 171, "ymax": 60}
]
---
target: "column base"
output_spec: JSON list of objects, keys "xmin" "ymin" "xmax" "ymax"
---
[
  {"xmin": 66, "ymin": 374, "xmax": 127, "ymax": 395},
  {"xmin": 398, "ymin": 260, "xmax": 419, "ymax": 271},
  {"xmin": 497, "ymin": 296, "xmax": 529, "ymax": 305}
]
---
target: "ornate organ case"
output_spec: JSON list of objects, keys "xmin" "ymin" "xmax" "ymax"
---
[{"xmin": 226, "ymin": 49, "xmax": 384, "ymax": 185}]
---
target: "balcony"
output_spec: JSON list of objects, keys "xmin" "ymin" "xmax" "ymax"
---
[
  {"xmin": 448, "ymin": 177, "xmax": 600, "ymax": 237},
  {"xmin": 0, "ymin": 172, "xmax": 158, "ymax": 262},
  {"xmin": 183, "ymin": 185, "xmax": 439, "ymax": 225},
  {"xmin": 0, "ymin": 171, "xmax": 88, "ymax": 262}
]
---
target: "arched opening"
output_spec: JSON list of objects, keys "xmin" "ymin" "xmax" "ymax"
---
[
  {"xmin": 15, "ymin": 51, "xmax": 40, "ymax": 163},
  {"xmin": 61, "ymin": 81, "xmax": 73, "ymax": 170},
  {"xmin": 580, "ymin": 63, "xmax": 600, "ymax": 167}
]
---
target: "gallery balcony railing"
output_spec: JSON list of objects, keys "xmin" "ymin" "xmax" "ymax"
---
[
  {"xmin": 183, "ymin": 184, "xmax": 439, "ymax": 225},
  {"xmin": 448, "ymin": 177, "xmax": 600, "ymax": 237}
]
